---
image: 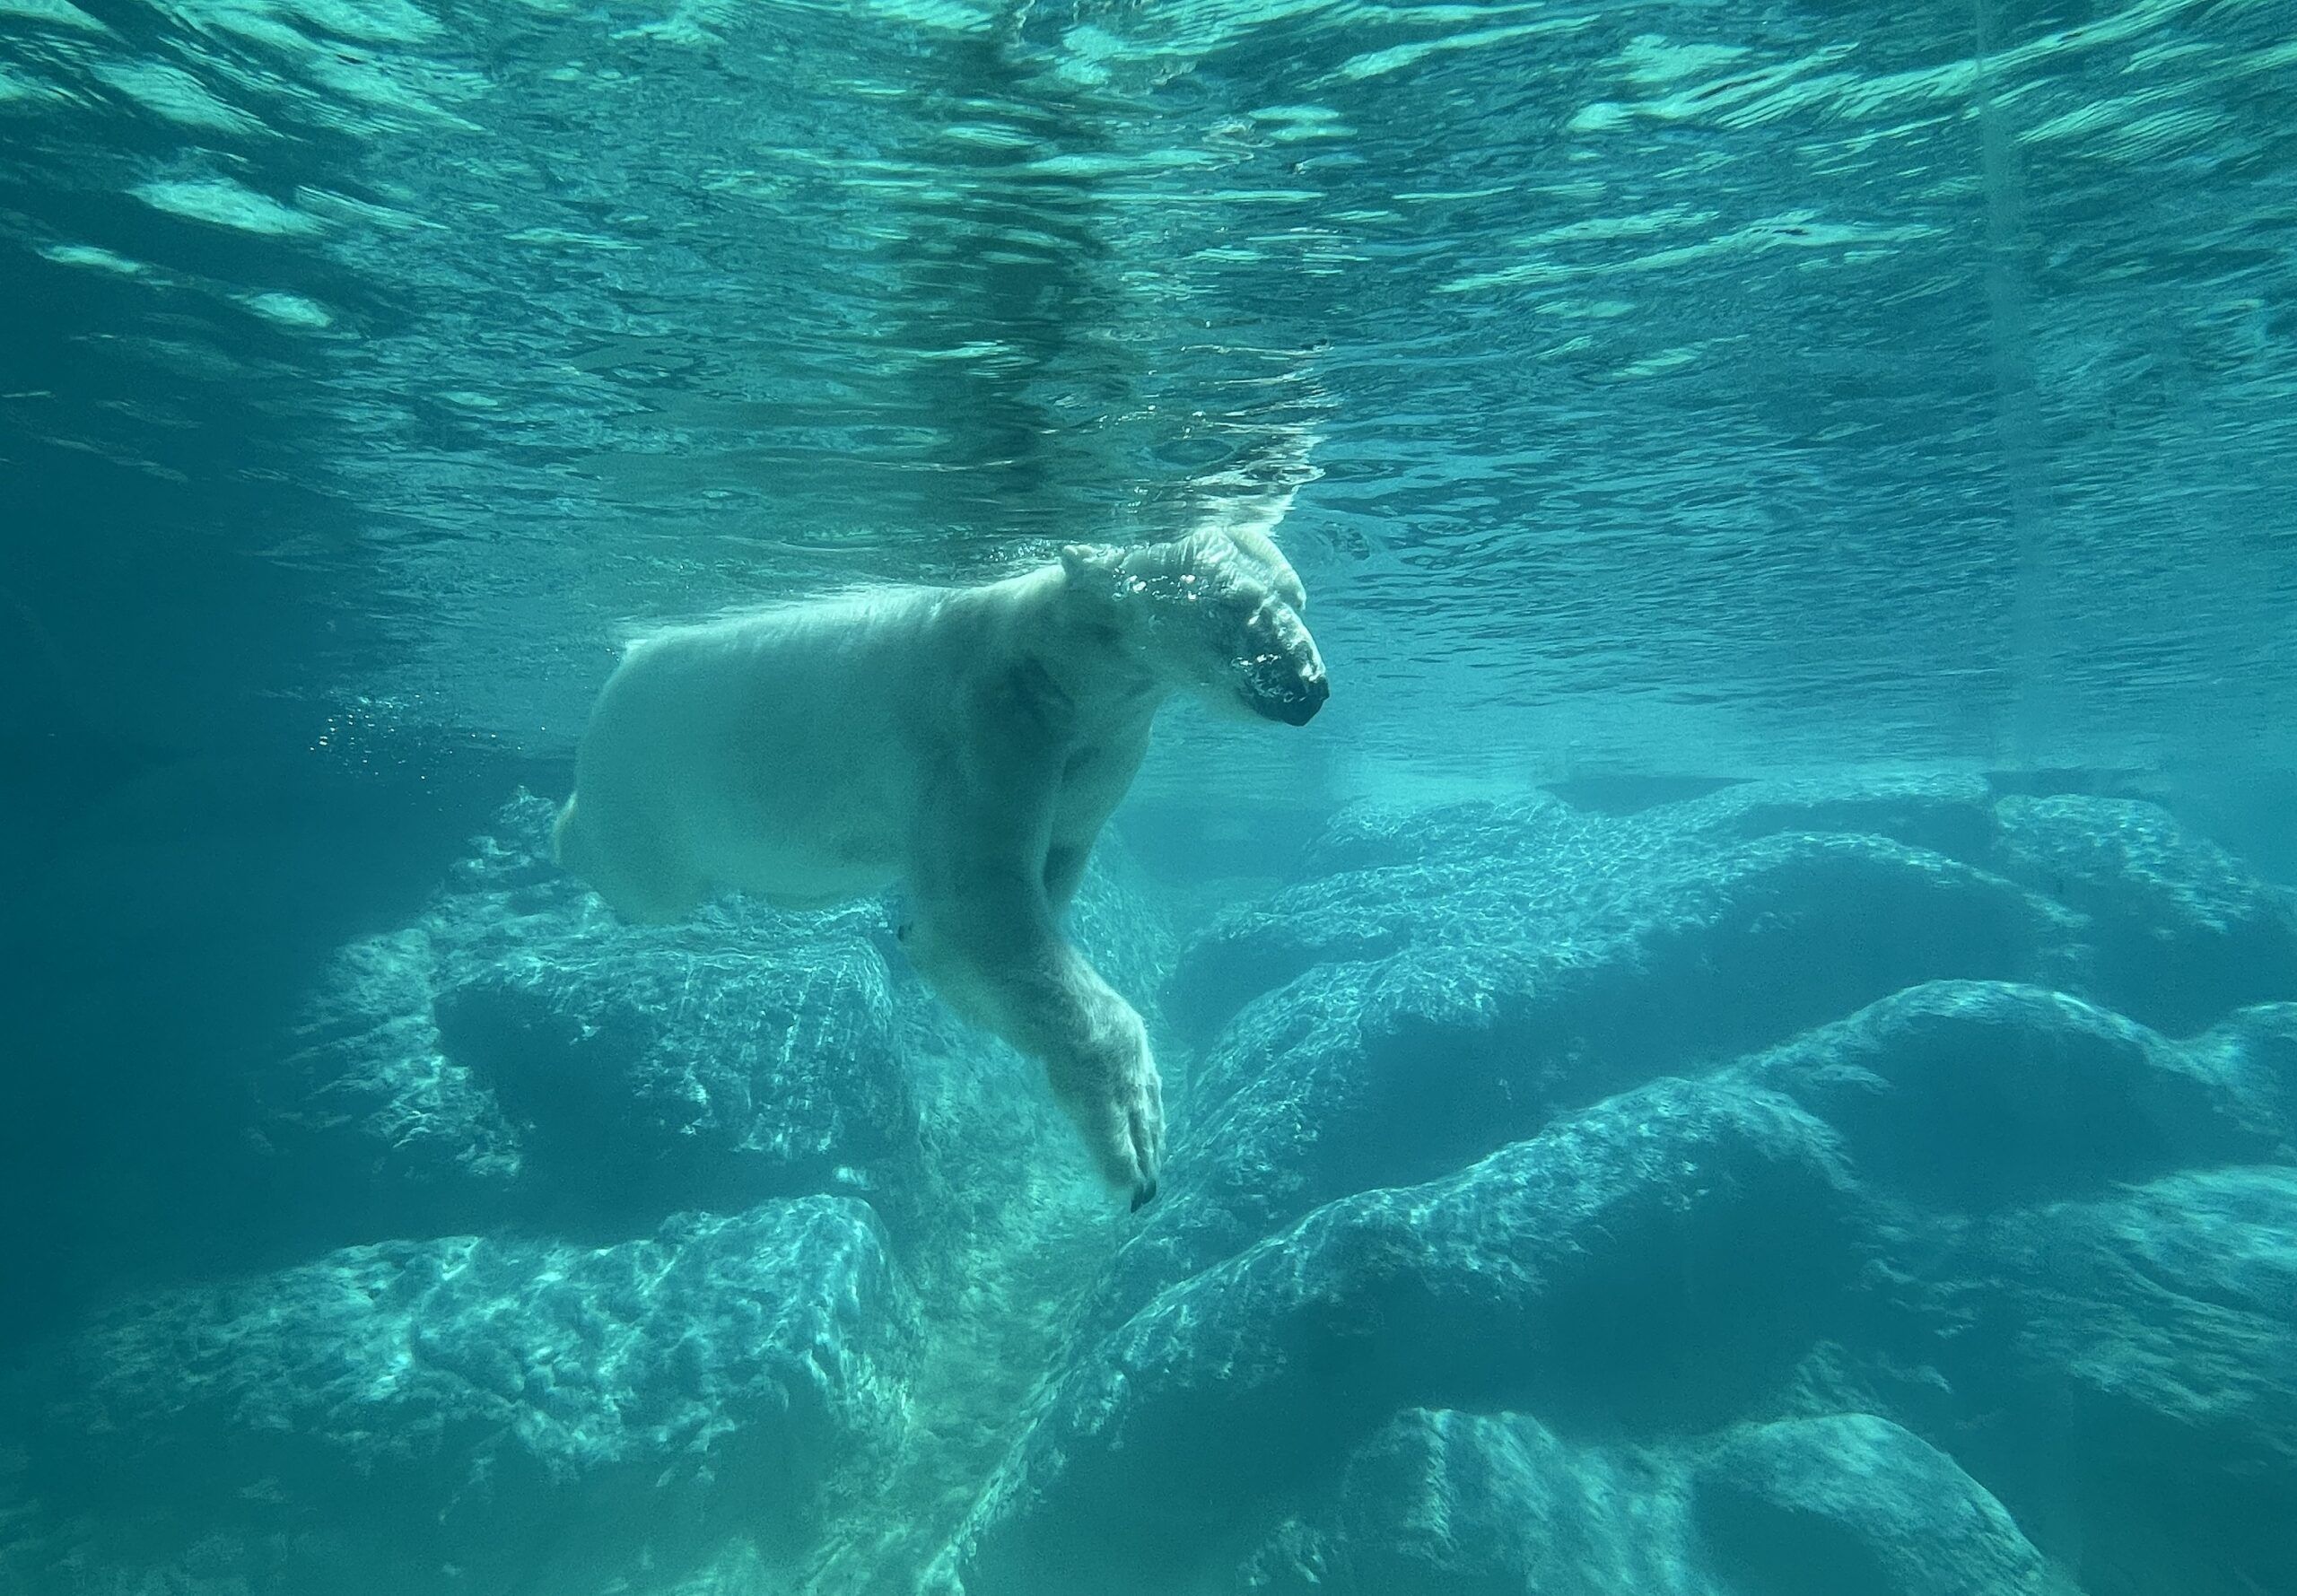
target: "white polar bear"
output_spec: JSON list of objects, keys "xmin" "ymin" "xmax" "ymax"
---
[{"xmin": 552, "ymin": 525, "xmax": 1328, "ymax": 1207}]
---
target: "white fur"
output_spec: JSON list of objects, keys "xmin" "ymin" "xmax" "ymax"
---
[{"xmin": 555, "ymin": 531, "xmax": 1324, "ymax": 1202}]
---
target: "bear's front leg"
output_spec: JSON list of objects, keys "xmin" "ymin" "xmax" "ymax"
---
[
  {"xmin": 899, "ymin": 666, "xmax": 1166, "ymax": 1206},
  {"xmin": 1027, "ymin": 950, "xmax": 1165, "ymax": 1208},
  {"xmin": 904, "ymin": 789, "xmax": 1166, "ymax": 1212},
  {"xmin": 903, "ymin": 881, "xmax": 1165, "ymax": 1207}
]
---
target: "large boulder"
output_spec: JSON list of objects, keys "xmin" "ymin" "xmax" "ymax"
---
[
  {"xmin": 1669, "ymin": 773, "xmax": 2003, "ymax": 865},
  {"xmin": 1230, "ymin": 1406, "xmax": 2072, "ymax": 1596},
  {"xmin": 1104, "ymin": 830, "xmax": 2072, "ymax": 1329},
  {"xmin": 1166, "ymin": 779, "xmax": 2023, "ymax": 1044},
  {"xmin": 1993, "ymin": 795, "xmax": 2297, "ymax": 1034},
  {"xmin": 269, "ymin": 792, "xmax": 922, "ymax": 1241},
  {"xmin": 1757, "ymin": 981, "xmax": 2291, "ymax": 1208},
  {"xmin": 280, "ymin": 925, "xmax": 528, "ymax": 1230},
  {"xmin": 1169, "ymin": 783, "xmax": 2297, "ymax": 1056},
  {"xmin": 1236, "ymin": 1408, "xmax": 1717, "ymax": 1596},
  {"xmin": 1692, "ymin": 1414, "xmax": 2071, "ymax": 1596},
  {"xmin": 28, "ymin": 1197, "xmax": 913, "ymax": 1595},
  {"xmin": 1929, "ymin": 1168, "xmax": 2297, "ymax": 1596},
  {"xmin": 938, "ymin": 1077, "xmax": 1864, "ymax": 1596},
  {"xmin": 1134, "ymin": 784, "xmax": 2294, "ymax": 1328},
  {"xmin": 432, "ymin": 920, "xmax": 906, "ymax": 1225}
]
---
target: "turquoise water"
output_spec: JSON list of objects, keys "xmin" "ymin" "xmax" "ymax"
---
[{"xmin": 3, "ymin": 2, "xmax": 2294, "ymax": 1593}]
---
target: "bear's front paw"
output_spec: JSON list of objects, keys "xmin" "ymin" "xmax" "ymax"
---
[{"xmin": 1051, "ymin": 1015, "xmax": 1166, "ymax": 1210}]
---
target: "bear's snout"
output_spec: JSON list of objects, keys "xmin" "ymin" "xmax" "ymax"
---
[
  {"xmin": 1262, "ymin": 673, "xmax": 1328, "ymax": 725},
  {"xmin": 1287, "ymin": 674, "xmax": 1330, "ymax": 723}
]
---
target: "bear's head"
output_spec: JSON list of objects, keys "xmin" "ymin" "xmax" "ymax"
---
[{"xmin": 1061, "ymin": 527, "xmax": 1329, "ymax": 726}]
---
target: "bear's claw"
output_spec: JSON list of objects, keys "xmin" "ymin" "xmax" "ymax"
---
[{"xmin": 1042, "ymin": 997, "xmax": 1164, "ymax": 1208}]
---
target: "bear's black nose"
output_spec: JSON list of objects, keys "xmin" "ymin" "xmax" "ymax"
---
[{"xmin": 1276, "ymin": 675, "xmax": 1328, "ymax": 725}]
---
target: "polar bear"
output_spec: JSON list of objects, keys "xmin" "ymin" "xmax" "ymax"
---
[{"xmin": 552, "ymin": 525, "xmax": 1327, "ymax": 1207}]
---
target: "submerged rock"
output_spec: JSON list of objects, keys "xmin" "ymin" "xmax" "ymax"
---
[
  {"xmin": 281, "ymin": 925, "xmax": 527, "ymax": 1225},
  {"xmin": 271, "ymin": 792, "xmax": 921, "ymax": 1241},
  {"xmin": 1933, "ymin": 1167, "xmax": 2297, "ymax": 1596},
  {"xmin": 1167, "ymin": 779, "xmax": 2021, "ymax": 1042},
  {"xmin": 1108, "ymin": 828, "xmax": 2073, "ymax": 1327},
  {"xmin": 1232, "ymin": 1408, "xmax": 2072, "ymax": 1596},
  {"xmin": 432, "ymin": 922, "xmax": 907, "ymax": 1224},
  {"xmin": 17, "ymin": 774, "xmax": 2291, "ymax": 1596},
  {"xmin": 1140, "ymin": 786, "xmax": 2293, "ymax": 1307},
  {"xmin": 1757, "ymin": 981, "xmax": 2292, "ymax": 1208},
  {"xmin": 1237, "ymin": 1408, "xmax": 1717, "ymax": 1596},
  {"xmin": 1692, "ymin": 1413, "xmax": 2070, "ymax": 1596},
  {"xmin": 1171, "ymin": 783, "xmax": 2297, "ymax": 1050},
  {"xmin": 940, "ymin": 1077, "xmax": 1863, "ymax": 1596},
  {"xmin": 1994, "ymin": 796, "xmax": 2297, "ymax": 1035},
  {"xmin": 31, "ymin": 1197, "xmax": 913, "ymax": 1593},
  {"xmin": 1671, "ymin": 773, "xmax": 2004, "ymax": 866},
  {"xmin": 980, "ymin": 780, "xmax": 2293, "ymax": 1596}
]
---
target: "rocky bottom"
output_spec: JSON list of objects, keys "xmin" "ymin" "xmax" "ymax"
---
[{"xmin": 3, "ymin": 777, "xmax": 2292, "ymax": 1596}]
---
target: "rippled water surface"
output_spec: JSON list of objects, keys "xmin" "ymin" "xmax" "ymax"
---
[{"xmin": 5, "ymin": 0, "xmax": 2294, "ymax": 786}]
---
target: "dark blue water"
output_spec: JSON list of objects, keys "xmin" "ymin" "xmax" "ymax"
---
[{"xmin": 4, "ymin": 1, "xmax": 2293, "ymax": 1592}]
